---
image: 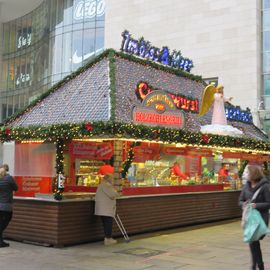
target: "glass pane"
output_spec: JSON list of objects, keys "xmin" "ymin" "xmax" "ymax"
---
[
  {"xmin": 2, "ymin": 24, "xmax": 10, "ymax": 54},
  {"xmin": 264, "ymin": 95, "xmax": 270, "ymax": 109},
  {"xmin": 8, "ymin": 60, "xmax": 15, "ymax": 90},
  {"xmin": 0, "ymin": 95, "xmax": 8, "ymax": 122},
  {"xmin": 53, "ymin": 35, "xmax": 63, "ymax": 77},
  {"xmin": 62, "ymin": 32, "xmax": 72, "ymax": 73},
  {"xmin": 263, "ymin": 10, "xmax": 270, "ymax": 30},
  {"xmin": 10, "ymin": 22, "xmax": 17, "ymax": 53},
  {"xmin": 63, "ymin": 0, "xmax": 73, "ymax": 26},
  {"xmin": 95, "ymin": 27, "xmax": 104, "ymax": 52},
  {"xmin": 72, "ymin": 30, "xmax": 83, "ymax": 70},
  {"xmin": 263, "ymin": 31, "xmax": 270, "ymax": 50},
  {"xmin": 0, "ymin": 61, "xmax": 8, "ymax": 91},
  {"xmin": 82, "ymin": 28, "xmax": 95, "ymax": 62},
  {"xmin": 264, "ymin": 0, "xmax": 270, "ymax": 9},
  {"xmin": 264, "ymin": 75, "xmax": 270, "ymax": 96},
  {"xmin": 56, "ymin": 0, "xmax": 64, "ymax": 27}
]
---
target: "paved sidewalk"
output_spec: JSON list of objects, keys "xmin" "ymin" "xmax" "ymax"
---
[{"xmin": 1, "ymin": 219, "xmax": 270, "ymax": 270}]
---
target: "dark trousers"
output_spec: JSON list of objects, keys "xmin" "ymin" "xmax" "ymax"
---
[
  {"xmin": 249, "ymin": 241, "xmax": 264, "ymax": 270},
  {"xmin": 101, "ymin": 216, "xmax": 113, "ymax": 238},
  {"xmin": 0, "ymin": 211, "xmax": 12, "ymax": 243}
]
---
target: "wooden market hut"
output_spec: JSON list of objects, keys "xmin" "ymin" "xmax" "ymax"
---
[{"xmin": 0, "ymin": 49, "xmax": 269, "ymax": 246}]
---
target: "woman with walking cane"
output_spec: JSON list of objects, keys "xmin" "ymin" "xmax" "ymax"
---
[
  {"xmin": 239, "ymin": 164, "xmax": 270, "ymax": 270},
  {"xmin": 95, "ymin": 173, "xmax": 119, "ymax": 245}
]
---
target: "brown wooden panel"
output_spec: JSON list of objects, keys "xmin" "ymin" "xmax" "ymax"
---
[{"xmin": 4, "ymin": 191, "xmax": 241, "ymax": 246}]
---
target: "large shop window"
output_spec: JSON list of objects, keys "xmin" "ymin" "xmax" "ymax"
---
[
  {"xmin": 66, "ymin": 141, "xmax": 114, "ymax": 187},
  {"xmin": 124, "ymin": 142, "xmax": 241, "ymax": 188}
]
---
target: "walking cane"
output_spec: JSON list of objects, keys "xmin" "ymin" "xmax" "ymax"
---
[{"xmin": 114, "ymin": 214, "xmax": 130, "ymax": 242}]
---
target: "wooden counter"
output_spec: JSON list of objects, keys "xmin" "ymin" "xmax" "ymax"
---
[{"xmin": 4, "ymin": 191, "xmax": 241, "ymax": 247}]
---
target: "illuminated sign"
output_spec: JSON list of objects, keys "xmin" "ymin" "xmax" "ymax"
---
[
  {"xmin": 134, "ymin": 110, "xmax": 183, "ymax": 126},
  {"xmin": 136, "ymin": 82, "xmax": 199, "ymax": 113},
  {"xmin": 225, "ymin": 106, "xmax": 253, "ymax": 124},
  {"xmin": 16, "ymin": 73, "xmax": 30, "ymax": 86},
  {"xmin": 17, "ymin": 33, "xmax": 31, "ymax": 49},
  {"xmin": 121, "ymin": 30, "xmax": 194, "ymax": 72},
  {"xmin": 132, "ymin": 91, "xmax": 185, "ymax": 129},
  {"xmin": 74, "ymin": 0, "xmax": 105, "ymax": 20}
]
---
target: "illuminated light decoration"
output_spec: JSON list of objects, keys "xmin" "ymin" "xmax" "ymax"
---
[
  {"xmin": 1, "ymin": 122, "xmax": 270, "ymax": 155},
  {"xmin": 134, "ymin": 110, "xmax": 182, "ymax": 126},
  {"xmin": 21, "ymin": 140, "xmax": 44, "ymax": 144},
  {"xmin": 133, "ymin": 90, "xmax": 185, "ymax": 129},
  {"xmin": 73, "ymin": 0, "xmax": 105, "ymax": 20},
  {"xmin": 155, "ymin": 103, "xmax": 166, "ymax": 112},
  {"xmin": 121, "ymin": 30, "xmax": 194, "ymax": 72},
  {"xmin": 225, "ymin": 105, "xmax": 253, "ymax": 124},
  {"xmin": 136, "ymin": 82, "xmax": 199, "ymax": 113}
]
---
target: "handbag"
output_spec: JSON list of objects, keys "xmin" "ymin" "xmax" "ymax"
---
[
  {"xmin": 243, "ymin": 206, "xmax": 270, "ymax": 243},
  {"xmin": 241, "ymin": 187, "xmax": 261, "ymax": 228},
  {"xmin": 241, "ymin": 187, "xmax": 270, "ymax": 243}
]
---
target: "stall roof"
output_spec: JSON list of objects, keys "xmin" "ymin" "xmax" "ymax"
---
[{"xmin": 1, "ymin": 49, "xmax": 268, "ymax": 143}]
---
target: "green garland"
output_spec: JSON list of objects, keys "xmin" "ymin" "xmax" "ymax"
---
[
  {"xmin": 238, "ymin": 160, "xmax": 249, "ymax": 179},
  {"xmin": 54, "ymin": 139, "xmax": 65, "ymax": 200},
  {"xmin": 1, "ymin": 121, "xmax": 270, "ymax": 152},
  {"xmin": 121, "ymin": 142, "xmax": 141, "ymax": 179}
]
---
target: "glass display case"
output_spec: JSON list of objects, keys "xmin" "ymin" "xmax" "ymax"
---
[{"xmin": 75, "ymin": 160, "xmax": 103, "ymax": 187}]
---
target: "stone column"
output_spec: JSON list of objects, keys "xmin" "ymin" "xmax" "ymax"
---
[{"xmin": 113, "ymin": 140, "xmax": 123, "ymax": 192}]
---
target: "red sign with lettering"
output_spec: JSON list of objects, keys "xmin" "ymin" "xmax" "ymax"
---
[
  {"xmin": 163, "ymin": 147, "xmax": 186, "ymax": 155},
  {"xmin": 15, "ymin": 176, "xmax": 52, "ymax": 197},
  {"xmin": 187, "ymin": 149, "xmax": 213, "ymax": 157},
  {"xmin": 223, "ymin": 152, "xmax": 270, "ymax": 162},
  {"xmin": 70, "ymin": 142, "xmax": 113, "ymax": 160},
  {"xmin": 132, "ymin": 142, "xmax": 160, "ymax": 162}
]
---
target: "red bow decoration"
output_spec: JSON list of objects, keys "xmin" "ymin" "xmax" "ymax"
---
[
  {"xmin": 85, "ymin": 123, "xmax": 93, "ymax": 131},
  {"xmin": 202, "ymin": 134, "xmax": 209, "ymax": 144},
  {"xmin": 5, "ymin": 128, "xmax": 11, "ymax": 136}
]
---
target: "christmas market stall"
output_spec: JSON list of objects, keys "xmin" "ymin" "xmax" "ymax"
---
[{"xmin": 1, "ymin": 35, "xmax": 270, "ymax": 246}]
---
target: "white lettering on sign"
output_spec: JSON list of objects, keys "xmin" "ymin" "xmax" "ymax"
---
[
  {"xmin": 74, "ymin": 0, "xmax": 105, "ymax": 20},
  {"xmin": 18, "ymin": 33, "xmax": 31, "ymax": 49},
  {"xmin": 16, "ymin": 73, "xmax": 30, "ymax": 85}
]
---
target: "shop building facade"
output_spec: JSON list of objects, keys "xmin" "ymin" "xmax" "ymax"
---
[
  {"xmin": 1, "ymin": 0, "xmax": 270, "ymax": 131},
  {"xmin": 0, "ymin": 0, "xmax": 105, "ymax": 122}
]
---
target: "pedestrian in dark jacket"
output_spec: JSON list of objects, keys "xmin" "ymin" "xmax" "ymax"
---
[
  {"xmin": 0, "ymin": 166, "xmax": 18, "ymax": 247},
  {"xmin": 239, "ymin": 164, "xmax": 270, "ymax": 270}
]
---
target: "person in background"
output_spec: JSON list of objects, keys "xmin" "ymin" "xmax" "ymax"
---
[
  {"xmin": 98, "ymin": 159, "xmax": 114, "ymax": 175},
  {"xmin": 218, "ymin": 163, "xmax": 229, "ymax": 177},
  {"xmin": 218, "ymin": 163, "xmax": 229, "ymax": 183},
  {"xmin": 0, "ymin": 165, "xmax": 18, "ymax": 248},
  {"xmin": 171, "ymin": 161, "xmax": 188, "ymax": 180},
  {"xmin": 2, "ymin": 164, "xmax": 9, "ymax": 174},
  {"xmin": 95, "ymin": 173, "xmax": 119, "ymax": 245},
  {"xmin": 239, "ymin": 164, "xmax": 270, "ymax": 270}
]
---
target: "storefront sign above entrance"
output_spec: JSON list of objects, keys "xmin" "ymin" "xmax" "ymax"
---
[
  {"xmin": 74, "ymin": 0, "xmax": 105, "ymax": 20},
  {"xmin": 121, "ymin": 30, "xmax": 194, "ymax": 72},
  {"xmin": 136, "ymin": 82, "xmax": 199, "ymax": 113},
  {"xmin": 132, "ymin": 91, "xmax": 185, "ymax": 129}
]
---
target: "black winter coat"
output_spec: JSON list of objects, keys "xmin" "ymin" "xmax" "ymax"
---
[{"xmin": 239, "ymin": 177, "xmax": 270, "ymax": 226}]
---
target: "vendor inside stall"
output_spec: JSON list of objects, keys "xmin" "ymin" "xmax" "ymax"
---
[{"xmin": 171, "ymin": 161, "xmax": 188, "ymax": 181}]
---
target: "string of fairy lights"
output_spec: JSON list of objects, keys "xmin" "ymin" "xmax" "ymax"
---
[{"xmin": 2, "ymin": 49, "xmax": 270, "ymax": 199}]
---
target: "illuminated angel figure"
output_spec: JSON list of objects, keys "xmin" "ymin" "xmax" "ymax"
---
[{"xmin": 199, "ymin": 84, "xmax": 232, "ymax": 125}]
